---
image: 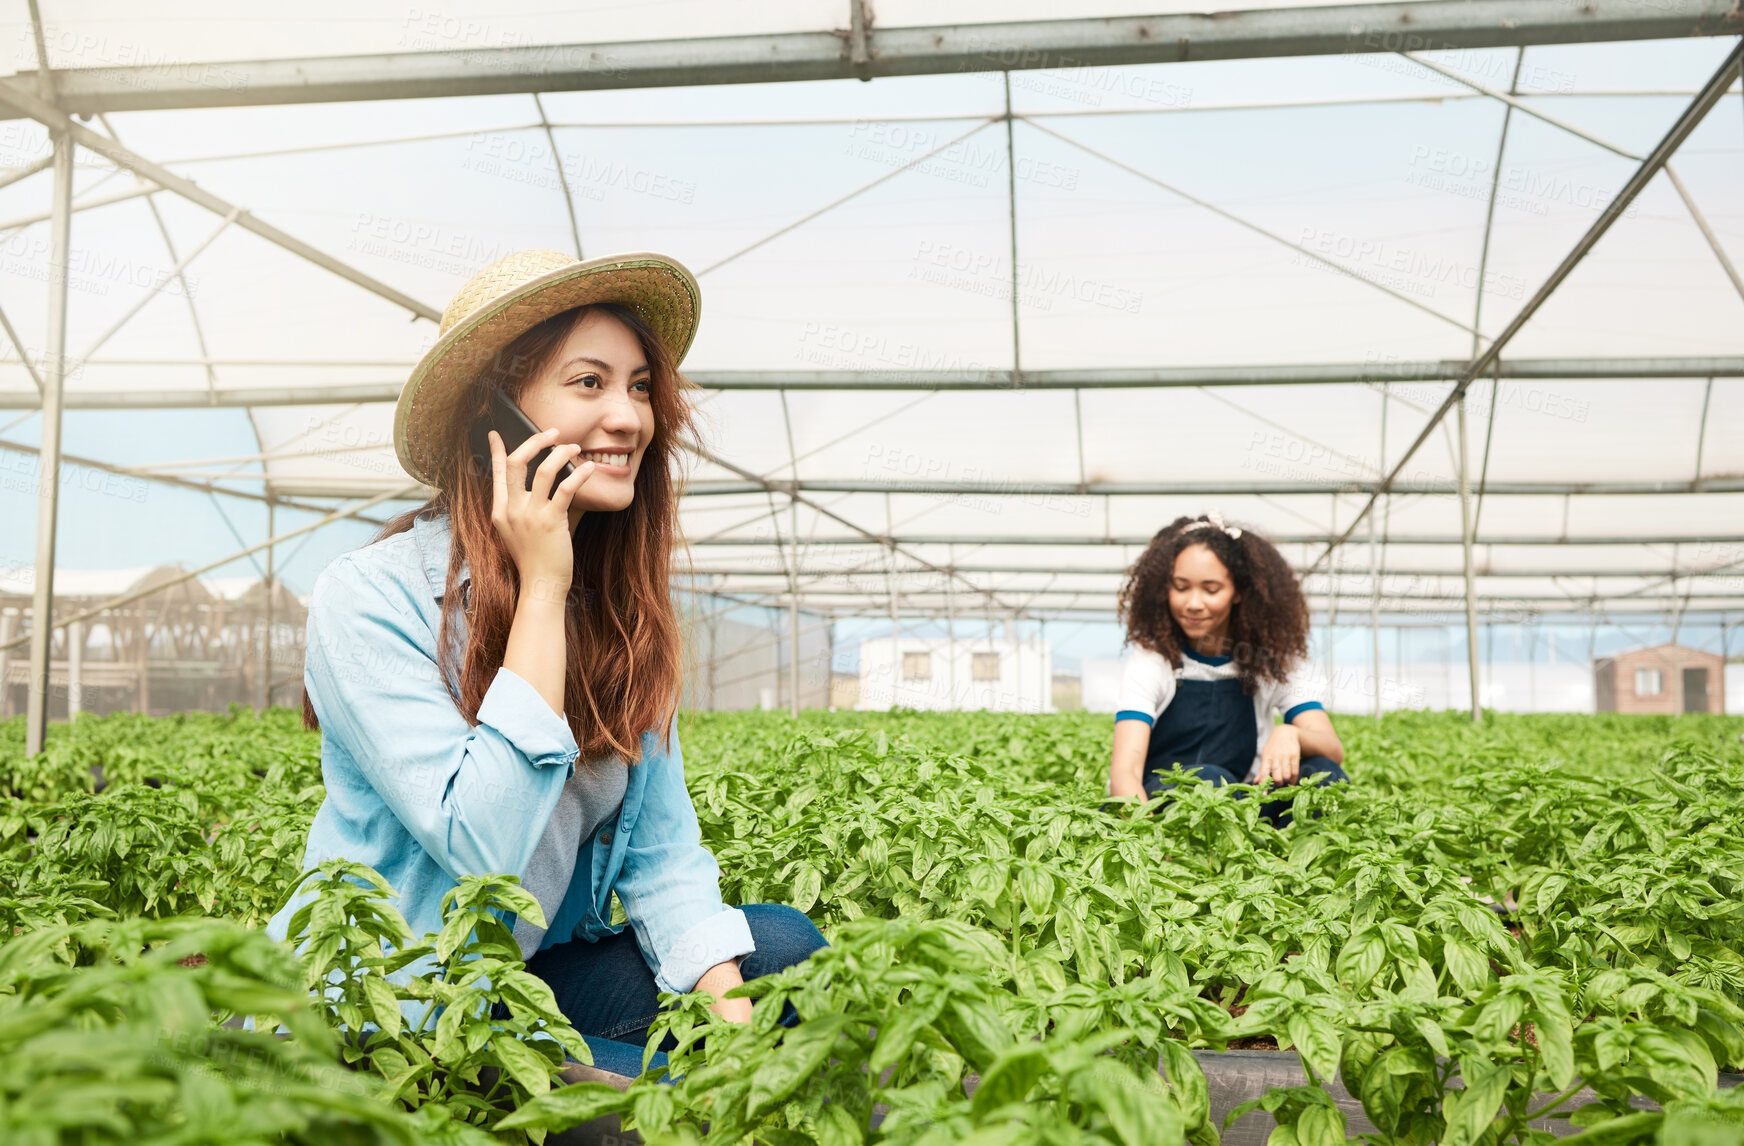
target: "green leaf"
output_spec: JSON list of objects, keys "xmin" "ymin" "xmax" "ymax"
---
[
  {"xmin": 1161, "ymin": 1039, "xmax": 1210, "ymax": 1133},
  {"xmin": 1337, "ymin": 927, "xmax": 1386, "ymax": 989},
  {"xmin": 937, "ymin": 996, "xmax": 1013, "ymax": 1072},
  {"xmin": 748, "ymin": 1014, "xmax": 852, "ymax": 1117},
  {"xmin": 970, "ymin": 1044, "xmax": 1048, "ymax": 1118},
  {"xmin": 1082, "ymin": 1060, "xmax": 1185, "ymax": 1146},
  {"xmin": 497, "ymin": 1082, "xmax": 631, "ymax": 1132},
  {"xmin": 869, "ymin": 990, "xmax": 948, "ymax": 1073},
  {"xmin": 361, "ymin": 972, "xmax": 402, "ymax": 1039},
  {"xmin": 1442, "ymin": 1061, "xmax": 1510, "ymax": 1146},
  {"xmin": 1533, "ymin": 874, "xmax": 1568, "ymax": 917},
  {"xmin": 791, "ymin": 864, "xmax": 823, "ymax": 914},
  {"xmin": 493, "ymin": 1032, "xmax": 557, "ymax": 1097},
  {"xmin": 1017, "ymin": 865, "xmax": 1055, "ymax": 919},
  {"xmin": 1295, "ymin": 1104, "xmax": 1345, "ymax": 1146},
  {"xmin": 1286, "ymin": 1012, "xmax": 1342, "ymax": 1082},
  {"xmin": 814, "ymin": 1103, "xmax": 866, "ymax": 1146},
  {"xmin": 1557, "ymin": 1111, "xmax": 1662, "ymax": 1146},
  {"xmin": 1412, "ymin": 1016, "xmax": 1451, "ymax": 1059},
  {"xmin": 1443, "ymin": 937, "xmax": 1491, "ymax": 996}
]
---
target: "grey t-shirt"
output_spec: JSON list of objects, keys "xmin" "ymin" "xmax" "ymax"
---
[{"xmin": 513, "ymin": 757, "xmax": 629, "ymax": 959}]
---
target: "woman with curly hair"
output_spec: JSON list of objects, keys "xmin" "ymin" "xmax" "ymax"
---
[{"xmin": 1108, "ymin": 512, "xmax": 1345, "ymax": 825}]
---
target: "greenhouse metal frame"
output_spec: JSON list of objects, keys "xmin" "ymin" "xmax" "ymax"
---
[{"xmin": 1, "ymin": 1, "xmax": 1742, "ymax": 750}]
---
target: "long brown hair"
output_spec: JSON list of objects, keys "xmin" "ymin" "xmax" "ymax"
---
[
  {"xmin": 303, "ymin": 301, "xmax": 696, "ymax": 764},
  {"xmin": 1116, "ymin": 514, "xmax": 1309, "ymax": 696}
]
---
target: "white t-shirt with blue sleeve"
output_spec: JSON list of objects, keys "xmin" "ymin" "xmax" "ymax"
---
[{"xmin": 1114, "ymin": 647, "xmax": 1325, "ymax": 781}]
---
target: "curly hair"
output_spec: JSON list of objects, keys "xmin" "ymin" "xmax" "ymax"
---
[{"xmin": 1116, "ymin": 514, "xmax": 1309, "ymax": 695}]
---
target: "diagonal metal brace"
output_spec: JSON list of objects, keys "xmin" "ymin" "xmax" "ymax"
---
[
  {"xmin": 1307, "ymin": 37, "xmax": 1744, "ymax": 575},
  {"xmin": 0, "ymin": 77, "xmax": 439, "ymax": 323}
]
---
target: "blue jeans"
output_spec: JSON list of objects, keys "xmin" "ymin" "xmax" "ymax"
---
[
  {"xmin": 524, "ymin": 903, "xmax": 827, "ymax": 1078},
  {"xmin": 1144, "ymin": 755, "xmax": 1346, "ymax": 827}
]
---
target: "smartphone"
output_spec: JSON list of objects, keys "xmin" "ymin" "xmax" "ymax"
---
[{"xmin": 467, "ymin": 387, "xmax": 577, "ymax": 497}]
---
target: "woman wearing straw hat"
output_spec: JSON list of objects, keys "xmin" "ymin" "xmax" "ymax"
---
[{"xmin": 268, "ymin": 249, "xmax": 825, "ymax": 1078}]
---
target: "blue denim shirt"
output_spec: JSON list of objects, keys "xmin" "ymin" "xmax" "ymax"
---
[{"xmin": 266, "ymin": 509, "xmax": 753, "ymax": 996}]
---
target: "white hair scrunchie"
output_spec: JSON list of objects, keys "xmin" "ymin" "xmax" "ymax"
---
[{"xmin": 1184, "ymin": 510, "xmax": 1243, "ymax": 540}]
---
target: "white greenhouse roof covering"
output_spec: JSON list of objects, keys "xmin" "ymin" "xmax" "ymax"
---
[{"xmin": 0, "ymin": 1, "xmax": 1740, "ymax": 629}]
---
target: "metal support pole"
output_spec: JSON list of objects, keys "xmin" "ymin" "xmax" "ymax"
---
[
  {"xmin": 1326, "ymin": 495, "xmax": 1338, "ymax": 710},
  {"xmin": 1528, "ymin": 616, "xmax": 1538, "ymax": 711},
  {"xmin": 825, "ymin": 612, "xmax": 836, "ymax": 710},
  {"xmin": 261, "ymin": 495, "xmax": 275, "ymax": 710},
  {"xmin": 778, "ymin": 389, "xmax": 802, "ymax": 716},
  {"xmin": 1003, "ymin": 71, "xmax": 1022, "ymax": 385},
  {"xmin": 66, "ymin": 617, "xmax": 82, "ymax": 718},
  {"xmin": 0, "ymin": 610, "xmax": 11, "ymax": 716},
  {"xmin": 788, "ymin": 499, "xmax": 800, "ymax": 717},
  {"xmin": 707, "ymin": 591, "xmax": 720, "ymax": 710},
  {"xmin": 1371, "ymin": 385, "xmax": 1387, "ymax": 719},
  {"xmin": 885, "ymin": 492, "xmax": 899, "ymax": 671},
  {"xmin": 135, "ymin": 604, "xmax": 147, "ymax": 714},
  {"xmin": 1458, "ymin": 394, "xmax": 1481, "ymax": 722},
  {"xmin": 946, "ymin": 544, "xmax": 957, "ymax": 709},
  {"xmin": 24, "ymin": 126, "xmax": 73, "ymax": 758},
  {"xmin": 1369, "ymin": 505, "xmax": 1381, "ymax": 719}
]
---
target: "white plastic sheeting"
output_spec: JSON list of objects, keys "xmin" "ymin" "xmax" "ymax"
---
[{"xmin": 0, "ymin": 6, "xmax": 1738, "ymax": 629}]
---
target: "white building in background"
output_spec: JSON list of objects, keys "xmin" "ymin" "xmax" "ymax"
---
[
  {"xmin": 1073, "ymin": 650, "xmax": 1665, "ymax": 716},
  {"xmin": 857, "ymin": 637, "xmax": 1051, "ymax": 712},
  {"xmin": 1080, "ymin": 657, "xmax": 1126, "ymax": 713}
]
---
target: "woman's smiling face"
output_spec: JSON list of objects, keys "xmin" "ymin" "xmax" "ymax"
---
[
  {"xmin": 514, "ymin": 307, "xmax": 654, "ymax": 526},
  {"xmin": 1169, "ymin": 542, "xmax": 1241, "ymax": 649}
]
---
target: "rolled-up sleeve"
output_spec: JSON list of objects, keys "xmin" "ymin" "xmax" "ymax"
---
[
  {"xmin": 612, "ymin": 722, "xmax": 755, "ymax": 994},
  {"xmin": 476, "ymin": 664, "xmax": 581, "ymax": 769},
  {"xmin": 304, "ymin": 557, "xmax": 579, "ymax": 881}
]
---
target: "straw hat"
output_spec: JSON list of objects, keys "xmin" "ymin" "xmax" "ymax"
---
[{"xmin": 394, "ymin": 249, "xmax": 701, "ymax": 489}]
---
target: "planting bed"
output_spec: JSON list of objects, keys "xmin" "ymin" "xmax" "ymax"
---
[{"xmin": 2, "ymin": 708, "xmax": 1743, "ymax": 1144}]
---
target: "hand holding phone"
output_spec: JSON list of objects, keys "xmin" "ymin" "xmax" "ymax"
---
[
  {"xmin": 485, "ymin": 424, "xmax": 595, "ymax": 591},
  {"xmin": 468, "ymin": 388, "xmax": 577, "ymax": 497}
]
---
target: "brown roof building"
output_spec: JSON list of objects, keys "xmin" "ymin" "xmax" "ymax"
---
[{"xmin": 1593, "ymin": 643, "xmax": 1725, "ymax": 715}]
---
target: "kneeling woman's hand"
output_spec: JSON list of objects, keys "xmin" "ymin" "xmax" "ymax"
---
[
  {"xmin": 1258, "ymin": 724, "xmax": 1301, "ymax": 785},
  {"xmin": 695, "ymin": 958, "xmax": 753, "ymax": 1024}
]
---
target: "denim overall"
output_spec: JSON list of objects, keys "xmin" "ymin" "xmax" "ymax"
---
[{"xmin": 1140, "ymin": 675, "xmax": 1343, "ymax": 826}]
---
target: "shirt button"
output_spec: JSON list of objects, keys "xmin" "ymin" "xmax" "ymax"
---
[{"xmin": 598, "ymin": 830, "xmax": 613, "ymax": 845}]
